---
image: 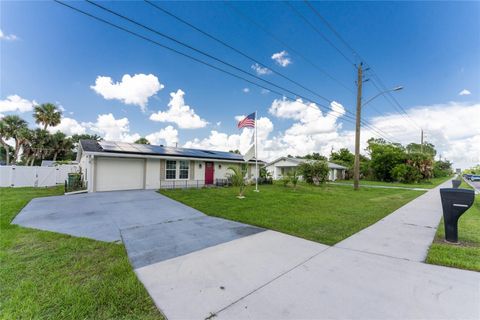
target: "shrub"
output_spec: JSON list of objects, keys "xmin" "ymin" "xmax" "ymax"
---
[
  {"xmin": 298, "ymin": 160, "xmax": 330, "ymax": 185},
  {"xmin": 433, "ymin": 160, "xmax": 453, "ymax": 177},
  {"xmin": 281, "ymin": 175, "xmax": 290, "ymax": 187},
  {"xmin": 391, "ymin": 164, "xmax": 422, "ymax": 183},
  {"xmin": 287, "ymin": 170, "xmax": 300, "ymax": 190}
]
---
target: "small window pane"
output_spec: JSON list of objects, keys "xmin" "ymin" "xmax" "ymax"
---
[
  {"xmin": 179, "ymin": 160, "xmax": 189, "ymax": 170},
  {"xmin": 179, "ymin": 160, "xmax": 189, "ymax": 179},
  {"xmin": 166, "ymin": 160, "xmax": 176, "ymax": 169},
  {"xmin": 166, "ymin": 160, "xmax": 176, "ymax": 179}
]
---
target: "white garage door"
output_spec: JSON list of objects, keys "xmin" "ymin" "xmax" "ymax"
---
[{"xmin": 95, "ymin": 157, "xmax": 145, "ymax": 192}]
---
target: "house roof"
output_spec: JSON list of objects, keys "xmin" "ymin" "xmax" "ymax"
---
[
  {"xmin": 265, "ymin": 156, "xmax": 347, "ymax": 169},
  {"xmin": 79, "ymin": 140, "xmax": 263, "ymax": 163}
]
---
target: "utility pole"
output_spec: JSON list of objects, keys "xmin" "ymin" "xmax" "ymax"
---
[
  {"xmin": 353, "ymin": 63, "xmax": 363, "ymax": 190},
  {"xmin": 420, "ymin": 129, "xmax": 424, "ymax": 153}
]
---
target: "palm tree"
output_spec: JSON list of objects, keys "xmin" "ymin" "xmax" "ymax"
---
[
  {"xmin": 50, "ymin": 131, "xmax": 73, "ymax": 161},
  {"xmin": 0, "ymin": 115, "xmax": 29, "ymax": 164},
  {"xmin": 27, "ymin": 129, "xmax": 51, "ymax": 165},
  {"xmin": 13, "ymin": 127, "xmax": 31, "ymax": 164},
  {"xmin": 134, "ymin": 137, "xmax": 150, "ymax": 145},
  {"xmin": 71, "ymin": 133, "xmax": 103, "ymax": 143},
  {"xmin": 33, "ymin": 103, "xmax": 62, "ymax": 130},
  {"xmin": 227, "ymin": 165, "xmax": 248, "ymax": 198},
  {"xmin": 0, "ymin": 120, "xmax": 11, "ymax": 165}
]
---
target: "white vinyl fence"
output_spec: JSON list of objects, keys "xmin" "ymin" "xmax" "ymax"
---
[{"xmin": 0, "ymin": 165, "xmax": 79, "ymax": 188}]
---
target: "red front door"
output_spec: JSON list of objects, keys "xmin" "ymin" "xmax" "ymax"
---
[{"xmin": 205, "ymin": 162, "xmax": 214, "ymax": 185}]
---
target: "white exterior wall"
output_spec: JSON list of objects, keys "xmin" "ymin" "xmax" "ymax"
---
[
  {"xmin": 194, "ymin": 161, "xmax": 205, "ymax": 180},
  {"xmin": 266, "ymin": 158, "xmax": 300, "ymax": 180},
  {"xmin": 145, "ymin": 159, "xmax": 161, "ymax": 189},
  {"xmin": 214, "ymin": 161, "xmax": 231, "ymax": 180},
  {"xmin": 79, "ymin": 150, "xmax": 261, "ymax": 191}
]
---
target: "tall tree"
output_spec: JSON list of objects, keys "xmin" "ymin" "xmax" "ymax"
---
[
  {"xmin": 134, "ymin": 137, "xmax": 150, "ymax": 145},
  {"xmin": 50, "ymin": 131, "xmax": 73, "ymax": 161},
  {"xmin": 71, "ymin": 133, "xmax": 103, "ymax": 143},
  {"xmin": 0, "ymin": 115, "xmax": 29, "ymax": 164},
  {"xmin": 0, "ymin": 120, "xmax": 12, "ymax": 165},
  {"xmin": 33, "ymin": 103, "xmax": 62, "ymax": 130},
  {"xmin": 26, "ymin": 129, "xmax": 51, "ymax": 165}
]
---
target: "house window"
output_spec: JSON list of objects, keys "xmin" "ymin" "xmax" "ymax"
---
[
  {"xmin": 179, "ymin": 160, "xmax": 189, "ymax": 179},
  {"xmin": 166, "ymin": 160, "xmax": 176, "ymax": 179}
]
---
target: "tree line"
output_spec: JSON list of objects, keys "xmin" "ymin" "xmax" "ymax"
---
[
  {"xmin": 328, "ymin": 138, "xmax": 452, "ymax": 183},
  {"xmin": 0, "ymin": 103, "xmax": 101, "ymax": 166},
  {"xmin": 287, "ymin": 138, "xmax": 452, "ymax": 185}
]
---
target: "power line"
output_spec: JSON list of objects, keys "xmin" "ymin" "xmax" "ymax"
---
[
  {"xmin": 223, "ymin": 1, "xmax": 354, "ymax": 94},
  {"xmin": 304, "ymin": 0, "xmax": 363, "ymax": 63},
  {"xmin": 303, "ymin": 0, "xmax": 421, "ymax": 131},
  {"xmin": 284, "ymin": 1, "xmax": 356, "ymax": 67},
  {"xmin": 221, "ymin": 2, "xmax": 398, "ymax": 140},
  {"xmin": 55, "ymin": 1, "xmax": 397, "ymax": 143},
  {"xmin": 144, "ymin": 0, "xmax": 331, "ymax": 104},
  {"xmin": 83, "ymin": 1, "xmax": 376, "ymax": 126},
  {"xmin": 85, "ymin": 0, "xmax": 323, "ymax": 106}
]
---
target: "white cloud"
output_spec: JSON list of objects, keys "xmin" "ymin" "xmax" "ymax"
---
[
  {"xmin": 90, "ymin": 74, "xmax": 164, "ymax": 111},
  {"xmin": 86, "ymin": 113, "xmax": 140, "ymax": 142},
  {"xmin": 0, "ymin": 95, "xmax": 37, "ymax": 113},
  {"xmin": 261, "ymin": 89, "xmax": 270, "ymax": 95},
  {"xmin": 243, "ymin": 88, "xmax": 250, "ymax": 93},
  {"xmin": 149, "ymin": 89, "xmax": 208, "ymax": 129},
  {"xmin": 146, "ymin": 126, "xmax": 178, "ymax": 147},
  {"xmin": 361, "ymin": 102, "xmax": 480, "ymax": 169},
  {"xmin": 269, "ymin": 98, "xmax": 345, "ymax": 135},
  {"xmin": 184, "ymin": 117, "xmax": 273, "ymax": 154},
  {"xmin": 216, "ymin": 121, "xmax": 222, "ymax": 126},
  {"xmin": 0, "ymin": 29, "xmax": 18, "ymax": 41},
  {"xmin": 47, "ymin": 117, "xmax": 86, "ymax": 136},
  {"xmin": 271, "ymin": 51, "xmax": 291, "ymax": 67},
  {"xmin": 459, "ymin": 89, "xmax": 471, "ymax": 96},
  {"xmin": 251, "ymin": 63, "xmax": 271, "ymax": 75}
]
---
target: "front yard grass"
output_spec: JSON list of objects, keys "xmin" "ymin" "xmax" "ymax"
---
[
  {"xmin": 0, "ymin": 187, "xmax": 163, "ymax": 320},
  {"xmin": 335, "ymin": 175, "xmax": 452, "ymax": 189},
  {"xmin": 426, "ymin": 181, "xmax": 480, "ymax": 271},
  {"xmin": 160, "ymin": 183, "xmax": 424, "ymax": 245}
]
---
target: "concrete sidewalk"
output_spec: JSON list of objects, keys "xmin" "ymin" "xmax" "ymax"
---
[
  {"xmin": 137, "ymin": 179, "xmax": 480, "ymax": 319},
  {"xmin": 335, "ymin": 178, "xmax": 451, "ymax": 261}
]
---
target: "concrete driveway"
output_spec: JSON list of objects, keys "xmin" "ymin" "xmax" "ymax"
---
[
  {"xmin": 13, "ymin": 190, "xmax": 264, "ymax": 268},
  {"xmin": 13, "ymin": 185, "xmax": 480, "ymax": 319}
]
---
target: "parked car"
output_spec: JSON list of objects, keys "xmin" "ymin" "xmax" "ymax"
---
[
  {"xmin": 471, "ymin": 175, "xmax": 480, "ymax": 182},
  {"xmin": 464, "ymin": 174, "xmax": 473, "ymax": 180}
]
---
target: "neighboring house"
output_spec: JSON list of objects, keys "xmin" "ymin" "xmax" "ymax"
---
[
  {"xmin": 265, "ymin": 157, "xmax": 347, "ymax": 181},
  {"xmin": 77, "ymin": 140, "xmax": 260, "ymax": 192}
]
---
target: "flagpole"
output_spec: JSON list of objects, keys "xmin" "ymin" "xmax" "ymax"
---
[{"xmin": 254, "ymin": 110, "xmax": 259, "ymax": 192}]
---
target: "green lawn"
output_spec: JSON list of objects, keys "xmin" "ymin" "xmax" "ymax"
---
[
  {"xmin": 334, "ymin": 175, "xmax": 452, "ymax": 189},
  {"xmin": 426, "ymin": 180, "xmax": 480, "ymax": 271},
  {"xmin": 160, "ymin": 183, "xmax": 424, "ymax": 245},
  {"xmin": 0, "ymin": 187, "xmax": 163, "ymax": 320}
]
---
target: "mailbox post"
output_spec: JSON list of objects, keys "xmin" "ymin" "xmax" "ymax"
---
[
  {"xmin": 451, "ymin": 180, "xmax": 461, "ymax": 188},
  {"xmin": 439, "ymin": 188, "xmax": 475, "ymax": 243}
]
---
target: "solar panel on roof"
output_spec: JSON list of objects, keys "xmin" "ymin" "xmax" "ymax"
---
[
  {"xmin": 99, "ymin": 141, "xmax": 124, "ymax": 152},
  {"xmin": 96, "ymin": 140, "xmax": 248, "ymax": 161}
]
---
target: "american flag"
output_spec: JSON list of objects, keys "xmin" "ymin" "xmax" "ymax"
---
[{"xmin": 237, "ymin": 112, "xmax": 256, "ymax": 129}]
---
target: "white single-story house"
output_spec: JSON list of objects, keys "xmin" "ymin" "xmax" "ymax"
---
[
  {"xmin": 265, "ymin": 156, "xmax": 347, "ymax": 181},
  {"xmin": 77, "ymin": 140, "xmax": 261, "ymax": 192}
]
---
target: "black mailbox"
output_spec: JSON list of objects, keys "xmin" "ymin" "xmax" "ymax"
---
[
  {"xmin": 439, "ymin": 188, "xmax": 475, "ymax": 243},
  {"xmin": 452, "ymin": 180, "xmax": 461, "ymax": 188}
]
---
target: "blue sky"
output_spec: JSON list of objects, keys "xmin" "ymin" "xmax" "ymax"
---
[{"xmin": 1, "ymin": 1, "xmax": 479, "ymax": 166}]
